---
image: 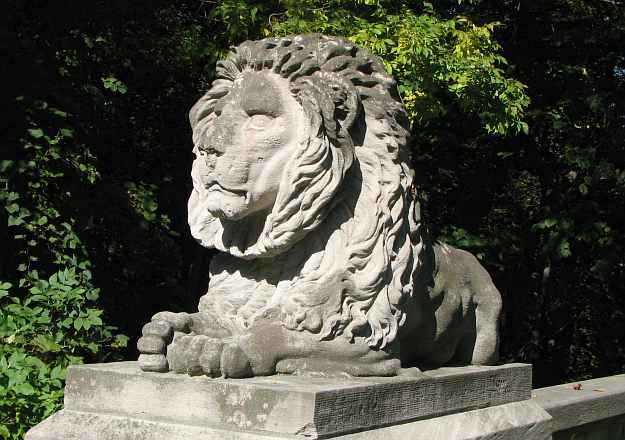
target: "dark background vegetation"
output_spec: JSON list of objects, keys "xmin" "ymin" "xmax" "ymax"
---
[{"xmin": 1, "ymin": 0, "xmax": 624, "ymax": 437}]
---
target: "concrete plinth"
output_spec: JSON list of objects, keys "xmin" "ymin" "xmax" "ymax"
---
[{"xmin": 26, "ymin": 361, "xmax": 552, "ymax": 440}]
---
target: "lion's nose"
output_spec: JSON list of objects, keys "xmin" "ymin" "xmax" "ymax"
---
[{"xmin": 213, "ymin": 156, "xmax": 251, "ymax": 187}]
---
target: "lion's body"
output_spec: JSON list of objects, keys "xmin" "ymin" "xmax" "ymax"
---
[
  {"xmin": 400, "ymin": 244, "xmax": 502, "ymax": 368},
  {"xmin": 137, "ymin": 34, "xmax": 502, "ymax": 377}
]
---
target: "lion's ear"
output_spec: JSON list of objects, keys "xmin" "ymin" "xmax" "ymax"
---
[{"xmin": 294, "ymin": 72, "xmax": 362, "ymax": 155}]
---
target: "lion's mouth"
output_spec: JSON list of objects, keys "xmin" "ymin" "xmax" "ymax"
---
[{"xmin": 206, "ymin": 182, "xmax": 248, "ymax": 199}]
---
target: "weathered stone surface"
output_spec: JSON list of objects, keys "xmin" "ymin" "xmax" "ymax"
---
[
  {"xmin": 46, "ymin": 361, "xmax": 533, "ymax": 439},
  {"xmin": 25, "ymin": 410, "xmax": 287, "ymax": 440},
  {"xmin": 339, "ymin": 400, "xmax": 553, "ymax": 440},
  {"xmin": 137, "ymin": 33, "xmax": 503, "ymax": 378},
  {"xmin": 533, "ymin": 373, "xmax": 625, "ymax": 433},
  {"xmin": 26, "ymin": 400, "xmax": 553, "ymax": 440},
  {"xmin": 26, "ymin": 361, "xmax": 543, "ymax": 440}
]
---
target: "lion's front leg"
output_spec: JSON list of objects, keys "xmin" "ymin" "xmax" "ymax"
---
[
  {"xmin": 215, "ymin": 317, "xmax": 402, "ymax": 378},
  {"xmin": 141, "ymin": 311, "xmax": 402, "ymax": 378}
]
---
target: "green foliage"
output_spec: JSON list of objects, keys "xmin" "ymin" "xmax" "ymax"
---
[
  {"xmin": 271, "ymin": 0, "xmax": 529, "ymax": 135},
  {"xmin": 125, "ymin": 182, "xmax": 176, "ymax": 229},
  {"xmin": 101, "ymin": 76, "xmax": 128, "ymax": 94},
  {"xmin": 209, "ymin": 0, "xmax": 269, "ymax": 43},
  {"xmin": 0, "ymin": 102, "xmax": 127, "ymax": 439},
  {"xmin": 428, "ymin": 0, "xmax": 625, "ymax": 384},
  {"xmin": 1, "ymin": 3, "xmax": 212, "ymax": 435}
]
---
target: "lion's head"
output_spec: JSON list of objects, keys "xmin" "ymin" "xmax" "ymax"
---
[{"xmin": 188, "ymin": 34, "xmax": 420, "ymax": 348}]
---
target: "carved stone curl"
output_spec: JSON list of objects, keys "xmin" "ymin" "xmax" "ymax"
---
[{"xmin": 137, "ymin": 34, "xmax": 502, "ymax": 378}]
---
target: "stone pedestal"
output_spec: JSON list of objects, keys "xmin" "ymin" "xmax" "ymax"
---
[{"xmin": 25, "ymin": 361, "xmax": 552, "ymax": 440}]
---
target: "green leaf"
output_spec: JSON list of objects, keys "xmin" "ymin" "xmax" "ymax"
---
[
  {"xmin": 50, "ymin": 107, "xmax": 69, "ymax": 118},
  {"xmin": 85, "ymin": 289, "xmax": 99, "ymax": 301},
  {"xmin": 50, "ymin": 364, "xmax": 66, "ymax": 380},
  {"xmin": 74, "ymin": 318, "xmax": 83, "ymax": 330},
  {"xmin": 14, "ymin": 382, "xmax": 35, "ymax": 395},
  {"xmin": 102, "ymin": 76, "xmax": 128, "ymax": 94},
  {"xmin": 112, "ymin": 334, "xmax": 129, "ymax": 348},
  {"xmin": 533, "ymin": 218, "xmax": 558, "ymax": 230},
  {"xmin": 559, "ymin": 240, "xmax": 572, "ymax": 258},
  {"xmin": 32, "ymin": 335, "xmax": 62, "ymax": 353},
  {"xmin": 60, "ymin": 128, "xmax": 74, "ymax": 138},
  {"xmin": 28, "ymin": 128, "xmax": 44, "ymax": 138},
  {"xmin": 8, "ymin": 215, "xmax": 24, "ymax": 226}
]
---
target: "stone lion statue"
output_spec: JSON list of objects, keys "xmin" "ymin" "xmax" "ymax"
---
[{"xmin": 137, "ymin": 34, "xmax": 502, "ymax": 378}]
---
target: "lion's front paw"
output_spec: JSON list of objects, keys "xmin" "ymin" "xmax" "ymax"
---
[
  {"xmin": 166, "ymin": 334, "xmax": 222, "ymax": 376},
  {"xmin": 164, "ymin": 334, "xmax": 276, "ymax": 378},
  {"xmin": 166, "ymin": 335, "xmax": 255, "ymax": 378},
  {"xmin": 137, "ymin": 311, "xmax": 192, "ymax": 372}
]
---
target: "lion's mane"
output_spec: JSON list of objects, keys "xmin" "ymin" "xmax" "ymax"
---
[{"xmin": 188, "ymin": 34, "xmax": 422, "ymax": 349}]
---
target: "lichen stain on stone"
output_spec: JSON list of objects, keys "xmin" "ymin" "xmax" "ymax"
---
[
  {"xmin": 227, "ymin": 410, "xmax": 253, "ymax": 429},
  {"xmin": 226, "ymin": 387, "xmax": 252, "ymax": 406}
]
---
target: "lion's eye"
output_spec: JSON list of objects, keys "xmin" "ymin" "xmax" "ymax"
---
[{"xmin": 246, "ymin": 114, "xmax": 273, "ymax": 130}]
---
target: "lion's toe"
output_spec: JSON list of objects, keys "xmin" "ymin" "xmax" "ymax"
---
[
  {"xmin": 184, "ymin": 335, "xmax": 211, "ymax": 376},
  {"xmin": 142, "ymin": 320, "xmax": 173, "ymax": 340},
  {"xmin": 138, "ymin": 354, "xmax": 168, "ymax": 372},
  {"xmin": 167, "ymin": 334, "xmax": 195, "ymax": 373},
  {"xmin": 199, "ymin": 338, "xmax": 225, "ymax": 377},
  {"xmin": 151, "ymin": 311, "xmax": 192, "ymax": 332},
  {"xmin": 220, "ymin": 342, "xmax": 254, "ymax": 378},
  {"xmin": 137, "ymin": 335, "xmax": 167, "ymax": 354}
]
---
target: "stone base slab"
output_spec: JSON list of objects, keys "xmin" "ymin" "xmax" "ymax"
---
[
  {"xmin": 25, "ymin": 400, "xmax": 552, "ymax": 440},
  {"xmin": 25, "ymin": 361, "xmax": 542, "ymax": 440}
]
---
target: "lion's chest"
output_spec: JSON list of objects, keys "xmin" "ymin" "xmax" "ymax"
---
[{"xmin": 199, "ymin": 253, "xmax": 292, "ymax": 324}]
